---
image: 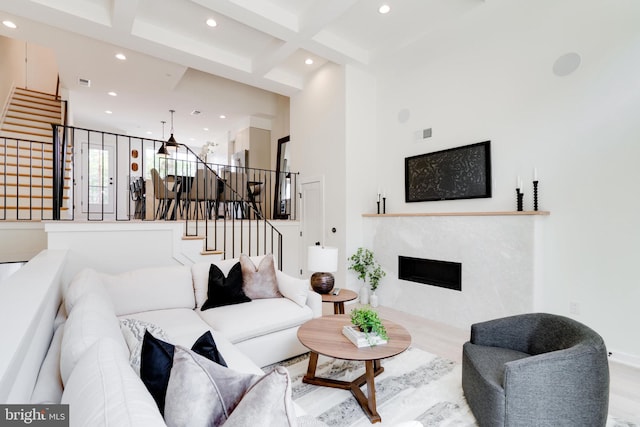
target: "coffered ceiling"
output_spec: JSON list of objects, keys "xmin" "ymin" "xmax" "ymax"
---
[{"xmin": 0, "ymin": 0, "xmax": 481, "ymax": 146}]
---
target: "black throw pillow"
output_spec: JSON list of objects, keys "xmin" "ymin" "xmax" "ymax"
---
[
  {"xmin": 191, "ymin": 330, "xmax": 227, "ymax": 367},
  {"xmin": 202, "ymin": 262, "xmax": 251, "ymax": 310},
  {"xmin": 140, "ymin": 330, "xmax": 174, "ymax": 415},
  {"xmin": 140, "ymin": 330, "xmax": 228, "ymax": 414}
]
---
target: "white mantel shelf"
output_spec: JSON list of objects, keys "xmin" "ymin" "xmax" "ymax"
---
[{"xmin": 362, "ymin": 211, "xmax": 550, "ymax": 217}]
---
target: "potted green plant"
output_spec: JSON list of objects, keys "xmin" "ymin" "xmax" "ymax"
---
[
  {"xmin": 348, "ymin": 247, "xmax": 386, "ymax": 306},
  {"xmin": 350, "ymin": 307, "xmax": 388, "ymax": 343}
]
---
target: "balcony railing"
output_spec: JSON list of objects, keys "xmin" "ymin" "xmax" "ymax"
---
[{"xmin": 1, "ymin": 125, "xmax": 298, "ymax": 266}]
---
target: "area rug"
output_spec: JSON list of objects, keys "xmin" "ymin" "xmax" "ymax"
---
[{"xmin": 268, "ymin": 347, "xmax": 636, "ymax": 427}]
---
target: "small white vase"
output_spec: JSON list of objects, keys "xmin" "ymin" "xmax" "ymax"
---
[
  {"xmin": 359, "ymin": 285, "xmax": 369, "ymax": 305},
  {"xmin": 370, "ymin": 292, "xmax": 379, "ymax": 308}
]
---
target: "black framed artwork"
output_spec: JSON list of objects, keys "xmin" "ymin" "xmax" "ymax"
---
[{"xmin": 405, "ymin": 141, "xmax": 492, "ymax": 202}]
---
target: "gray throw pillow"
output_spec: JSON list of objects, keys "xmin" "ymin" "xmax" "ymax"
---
[
  {"xmin": 223, "ymin": 366, "xmax": 297, "ymax": 427},
  {"xmin": 240, "ymin": 254, "xmax": 282, "ymax": 299},
  {"xmin": 164, "ymin": 346, "xmax": 260, "ymax": 427}
]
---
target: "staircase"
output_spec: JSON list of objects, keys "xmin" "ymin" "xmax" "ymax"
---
[{"xmin": 0, "ymin": 87, "xmax": 70, "ymax": 220}]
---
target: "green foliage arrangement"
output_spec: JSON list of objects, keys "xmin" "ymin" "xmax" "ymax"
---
[
  {"xmin": 348, "ymin": 247, "xmax": 386, "ymax": 291},
  {"xmin": 350, "ymin": 306, "xmax": 388, "ymax": 341}
]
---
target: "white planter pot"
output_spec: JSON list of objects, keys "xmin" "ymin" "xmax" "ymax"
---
[
  {"xmin": 359, "ymin": 285, "xmax": 369, "ymax": 305},
  {"xmin": 370, "ymin": 292, "xmax": 379, "ymax": 307}
]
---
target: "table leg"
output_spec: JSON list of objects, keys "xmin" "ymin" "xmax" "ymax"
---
[
  {"xmin": 305, "ymin": 351, "xmax": 319, "ymax": 381},
  {"xmin": 333, "ymin": 301, "xmax": 345, "ymax": 314},
  {"xmin": 365, "ymin": 360, "xmax": 379, "ymax": 422}
]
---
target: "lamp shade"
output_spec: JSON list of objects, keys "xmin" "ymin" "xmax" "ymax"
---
[{"xmin": 307, "ymin": 246, "xmax": 338, "ymax": 272}]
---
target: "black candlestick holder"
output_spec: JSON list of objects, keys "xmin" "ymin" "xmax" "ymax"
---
[
  {"xmin": 377, "ymin": 201, "xmax": 380, "ymax": 214},
  {"xmin": 382, "ymin": 197, "xmax": 386, "ymax": 214},
  {"xmin": 516, "ymin": 188, "xmax": 523, "ymax": 211},
  {"xmin": 533, "ymin": 180, "xmax": 539, "ymax": 211}
]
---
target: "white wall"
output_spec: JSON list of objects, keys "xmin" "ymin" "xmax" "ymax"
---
[
  {"xmin": 371, "ymin": 0, "xmax": 640, "ymax": 362},
  {"xmin": 290, "ymin": 63, "xmax": 347, "ymax": 284},
  {"xmin": 344, "ymin": 65, "xmax": 378, "ymax": 290}
]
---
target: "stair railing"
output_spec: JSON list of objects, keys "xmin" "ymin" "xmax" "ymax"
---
[{"xmin": 47, "ymin": 125, "xmax": 295, "ymax": 266}]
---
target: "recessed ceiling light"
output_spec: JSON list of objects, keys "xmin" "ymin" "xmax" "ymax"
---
[
  {"xmin": 2, "ymin": 20, "xmax": 17, "ymax": 29},
  {"xmin": 108, "ymin": 91, "xmax": 117, "ymax": 97},
  {"xmin": 305, "ymin": 58, "xmax": 314, "ymax": 65},
  {"xmin": 203, "ymin": 127, "xmax": 209, "ymax": 131},
  {"xmin": 115, "ymin": 53, "xmax": 126, "ymax": 60},
  {"xmin": 219, "ymin": 115, "xmax": 226, "ymax": 119},
  {"xmin": 146, "ymin": 131, "xmax": 153, "ymax": 135},
  {"xmin": 206, "ymin": 18, "xmax": 217, "ymax": 27},
  {"xmin": 105, "ymin": 110, "xmax": 113, "ymax": 114},
  {"xmin": 378, "ymin": 4, "xmax": 391, "ymax": 14}
]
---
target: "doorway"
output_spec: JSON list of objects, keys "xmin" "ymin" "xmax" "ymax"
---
[
  {"xmin": 300, "ymin": 176, "xmax": 324, "ymax": 275},
  {"xmin": 80, "ymin": 142, "xmax": 115, "ymax": 217}
]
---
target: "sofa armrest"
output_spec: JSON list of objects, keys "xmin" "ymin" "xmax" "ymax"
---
[
  {"xmin": 503, "ymin": 345, "xmax": 609, "ymax": 425},
  {"xmin": 306, "ymin": 290, "xmax": 322, "ymax": 318}
]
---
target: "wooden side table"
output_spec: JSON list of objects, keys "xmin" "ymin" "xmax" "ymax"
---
[
  {"xmin": 321, "ymin": 288, "xmax": 358, "ymax": 314},
  {"xmin": 297, "ymin": 315, "xmax": 412, "ymax": 423}
]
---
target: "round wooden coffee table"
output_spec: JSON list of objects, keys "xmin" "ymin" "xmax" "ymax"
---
[
  {"xmin": 321, "ymin": 288, "xmax": 358, "ymax": 314},
  {"xmin": 297, "ymin": 314, "xmax": 412, "ymax": 423}
]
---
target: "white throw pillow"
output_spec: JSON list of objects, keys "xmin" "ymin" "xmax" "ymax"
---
[
  {"xmin": 64, "ymin": 268, "xmax": 110, "ymax": 315},
  {"xmin": 276, "ymin": 270, "xmax": 309, "ymax": 307},
  {"xmin": 61, "ymin": 338, "xmax": 165, "ymax": 427},
  {"xmin": 119, "ymin": 318, "xmax": 169, "ymax": 376}
]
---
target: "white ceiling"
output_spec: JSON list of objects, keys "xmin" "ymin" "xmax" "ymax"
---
[{"xmin": 0, "ymin": 0, "xmax": 481, "ymax": 148}]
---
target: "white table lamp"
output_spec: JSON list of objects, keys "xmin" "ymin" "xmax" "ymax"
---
[{"xmin": 308, "ymin": 246, "xmax": 338, "ymax": 294}]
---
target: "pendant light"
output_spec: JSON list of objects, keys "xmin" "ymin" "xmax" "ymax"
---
[
  {"xmin": 157, "ymin": 120, "xmax": 169, "ymax": 156},
  {"xmin": 166, "ymin": 109, "xmax": 179, "ymax": 147}
]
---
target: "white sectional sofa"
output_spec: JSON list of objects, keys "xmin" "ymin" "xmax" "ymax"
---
[{"xmin": 28, "ymin": 253, "xmax": 324, "ymax": 426}]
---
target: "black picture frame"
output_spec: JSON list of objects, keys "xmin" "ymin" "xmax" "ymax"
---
[{"xmin": 405, "ymin": 141, "xmax": 491, "ymax": 202}]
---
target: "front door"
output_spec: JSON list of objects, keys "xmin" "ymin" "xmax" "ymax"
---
[
  {"xmin": 300, "ymin": 176, "xmax": 324, "ymax": 275},
  {"xmin": 81, "ymin": 142, "xmax": 115, "ymax": 217}
]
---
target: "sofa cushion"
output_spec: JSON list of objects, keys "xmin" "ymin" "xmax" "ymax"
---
[
  {"xmin": 223, "ymin": 366, "xmax": 297, "ymax": 427},
  {"xmin": 120, "ymin": 309, "xmax": 263, "ymax": 375},
  {"xmin": 99, "ymin": 265, "xmax": 195, "ymax": 316},
  {"xmin": 240, "ymin": 254, "xmax": 282, "ymax": 299},
  {"xmin": 61, "ymin": 338, "xmax": 165, "ymax": 427},
  {"xmin": 60, "ymin": 292, "xmax": 128, "ymax": 385},
  {"xmin": 463, "ymin": 342, "xmax": 530, "ymax": 388},
  {"xmin": 198, "ymin": 298, "xmax": 314, "ymax": 344},
  {"xmin": 202, "ymin": 262, "xmax": 250, "ymax": 310},
  {"xmin": 164, "ymin": 346, "xmax": 260, "ymax": 427}
]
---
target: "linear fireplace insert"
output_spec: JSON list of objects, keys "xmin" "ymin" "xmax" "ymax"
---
[{"xmin": 398, "ymin": 256, "xmax": 461, "ymax": 291}]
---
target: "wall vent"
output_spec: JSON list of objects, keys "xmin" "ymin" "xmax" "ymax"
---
[{"xmin": 78, "ymin": 78, "xmax": 91, "ymax": 87}]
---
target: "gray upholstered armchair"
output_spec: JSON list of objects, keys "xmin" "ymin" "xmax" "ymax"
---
[{"xmin": 462, "ymin": 313, "xmax": 609, "ymax": 427}]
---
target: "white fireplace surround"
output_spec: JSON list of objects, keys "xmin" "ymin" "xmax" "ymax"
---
[{"xmin": 363, "ymin": 213, "xmax": 546, "ymax": 330}]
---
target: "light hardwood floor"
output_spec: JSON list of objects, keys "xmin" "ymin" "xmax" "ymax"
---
[{"xmin": 325, "ymin": 303, "xmax": 640, "ymax": 424}]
